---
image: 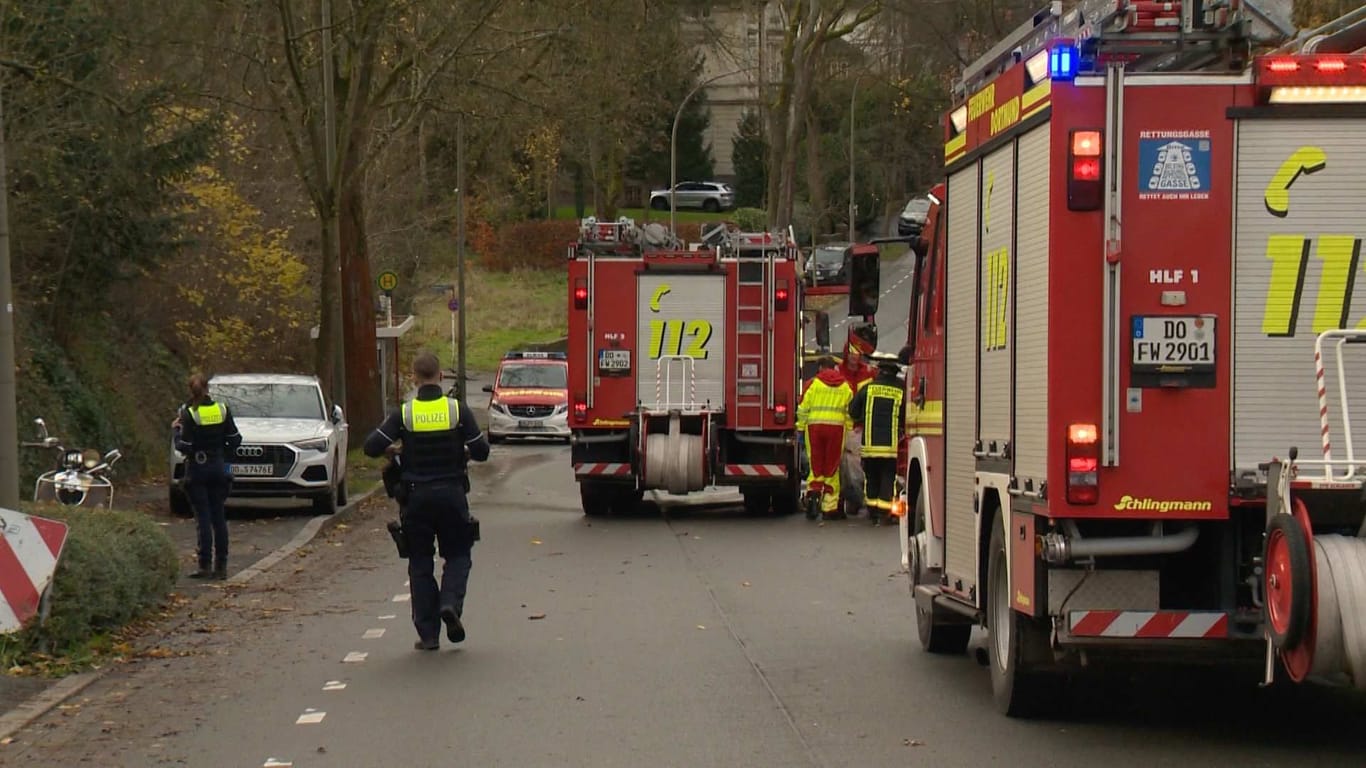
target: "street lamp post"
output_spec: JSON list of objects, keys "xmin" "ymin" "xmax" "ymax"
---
[
  {"xmin": 848, "ymin": 76, "xmax": 860, "ymax": 243},
  {"xmin": 671, "ymin": 66, "xmax": 754, "ymax": 235}
]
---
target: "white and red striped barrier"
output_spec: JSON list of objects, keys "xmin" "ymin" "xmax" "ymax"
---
[
  {"xmin": 724, "ymin": 464, "xmax": 787, "ymax": 478},
  {"xmin": 573, "ymin": 462, "xmax": 632, "ymax": 477},
  {"xmin": 1069, "ymin": 610, "xmax": 1228, "ymax": 639},
  {"xmin": 0, "ymin": 509, "xmax": 69, "ymax": 634}
]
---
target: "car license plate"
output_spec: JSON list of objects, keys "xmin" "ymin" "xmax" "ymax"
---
[
  {"xmin": 518, "ymin": 420, "xmax": 541, "ymax": 429},
  {"xmin": 598, "ymin": 349, "xmax": 630, "ymax": 372},
  {"xmin": 231, "ymin": 463, "xmax": 273, "ymax": 477},
  {"xmin": 1131, "ymin": 315, "xmax": 1215, "ymax": 371}
]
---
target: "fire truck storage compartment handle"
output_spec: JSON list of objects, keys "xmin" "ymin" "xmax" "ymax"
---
[
  {"xmin": 1039, "ymin": 522, "xmax": 1199, "ymax": 564},
  {"xmin": 573, "ymin": 431, "xmax": 629, "ymax": 445}
]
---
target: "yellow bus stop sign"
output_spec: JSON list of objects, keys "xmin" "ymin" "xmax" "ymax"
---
[{"xmin": 377, "ymin": 271, "xmax": 398, "ymax": 293}]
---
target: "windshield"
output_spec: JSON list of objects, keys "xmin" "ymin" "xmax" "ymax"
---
[
  {"xmin": 211, "ymin": 383, "xmax": 325, "ymax": 420},
  {"xmin": 903, "ymin": 198, "xmax": 931, "ymax": 216},
  {"xmin": 813, "ymin": 247, "xmax": 846, "ymax": 265},
  {"xmin": 498, "ymin": 364, "xmax": 567, "ymax": 389}
]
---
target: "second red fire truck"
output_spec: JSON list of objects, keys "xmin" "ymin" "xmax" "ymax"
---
[
  {"xmin": 896, "ymin": 0, "xmax": 1366, "ymax": 716},
  {"xmin": 566, "ymin": 218, "xmax": 810, "ymax": 516}
]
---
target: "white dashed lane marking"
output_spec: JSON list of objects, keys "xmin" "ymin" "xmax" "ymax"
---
[
  {"xmin": 263, "ymin": 760, "xmax": 293, "ymax": 768},
  {"xmin": 295, "ymin": 709, "xmax": 326, "ymax": 725},
  {"xmin": 323, "ymin": 680, "xmax": 347, "ymax": 691},
  {"xmin": 363, "ymin": 628, "xmax": 386, "ymax": 639},
  {"xmin": 378, "ymin": 614, "xmax": 396, "ymax": 620},
  {"xmin": 342, "ymin": 651, "xmax": 368, "ymax": 663},
  {"xmin": 392, "ymin": 593, "xmax": 410, "ymax": 602}
]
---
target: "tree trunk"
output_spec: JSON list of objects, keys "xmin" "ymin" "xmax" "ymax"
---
[
  {"xmin": 804, "ymin": 106, "xmax": 826, "ymax": 236},
  {"xmin": 339, "ymin": 171, "xmax": 381, "ymax": 431},
  {"xmin": 315, "ymin": 208, "xmax": 342, "ymax": 403}
]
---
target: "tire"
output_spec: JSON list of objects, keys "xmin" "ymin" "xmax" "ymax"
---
[
  {"xmin": 911, "ymin": 497, "xmax": 970, "ymax": 654},
  {"xmin": 580, "ymin": 483, "xmax": 610, "ymax": 517},
  {"xmin": 335, "ymin": 476, "xmax": 348, "ymax": 507},
  {"xmin": 611, "ymin": 489, "xmax": 644, "ymax": 516},
  {"xmin": 1264, "ymin": 514, "xmax": 1312, "ymax": 650},
  {"xmin": 169, "ymin": 487, "xmax": 193, "ymax": 518},
  {"xmin": 771, "ymin": 476, "xmax": 801, "ymax": 516},
  {"xmin": 651, "ymin": 197, "xmax": 669, "ymax": 211},
  {"xmin": 702, "ymin": 198, "xmax": 720, "ymax": 213},
  {"xmin": 489, "ymin": 433, "xmax": 505, "ymax": 445},
  {"xmin": 312, "ymin": 485, "xmax": 338, "ymax": 516},
  {"xmin": 987, "ymin": 518, "xmax": 1064, "ymax": 718}
]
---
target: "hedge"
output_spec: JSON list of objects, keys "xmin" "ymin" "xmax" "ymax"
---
[{"xmin": 0, "ymin": 505, "xmax": 178, "ymax": 666}]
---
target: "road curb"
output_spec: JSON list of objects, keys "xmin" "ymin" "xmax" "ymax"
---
[{"xmin": 0, "ymin": 484, "xmax": 382, "ymax": 744}]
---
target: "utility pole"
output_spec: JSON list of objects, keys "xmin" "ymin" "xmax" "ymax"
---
[
  {"xmin": 321, "ymin": 0, "xmax": 346, "ymax": 408},
  {"xmin": 456, "ymin": 114, "xmax": 467, "ymax": 400},
  {"xmin": 0, "ymin": 82, "xmax": 19, "ymax": 508}
]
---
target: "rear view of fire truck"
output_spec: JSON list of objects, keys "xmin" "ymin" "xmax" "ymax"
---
[
  {"xmin": 898, "ymin": 0, "xmax": 1366, "ymax": 717},
  {"xmin": 567, "ymin": 217, "xmax": 803, "ymax": 516}
]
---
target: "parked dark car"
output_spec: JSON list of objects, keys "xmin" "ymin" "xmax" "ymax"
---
[
  {"xmin": 897, "ymin": 197, "xmax": 932, "ymax": 237},
  {"xmin": 804, "ymin": 243, "xmax": 852, "ymax": 286}
]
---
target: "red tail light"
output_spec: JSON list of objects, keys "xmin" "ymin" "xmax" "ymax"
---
[
  {"xmin": 1315, "ymin": 59, "xmax": 1347, "ymax": 73},
  {"xmin": 1066, "ymin": 422, "xmax": 1099, "ymax": 505},
  {"xmin": 1067, "ymin": 129, "xmax": 1104, "ymax": 211},
  {"xmin": 573, "ymin": 278, "xmax": 588, "ymax": 309},
  {"xmin": 774, "ymin": 402, "xmax": 788, "ymax": 424},
  {"xmin": 775, "ymin": 280, "xmax": 790, "ymax": 311},
  {"xmin": 1267, "ymin": 59, "xmax": 1300, "ymax": 73},
  {"xmin": 573, "ymin": 401, "xmax": 588, "ymax": 422}
]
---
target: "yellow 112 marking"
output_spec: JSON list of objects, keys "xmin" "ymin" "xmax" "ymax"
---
[{"xmin": 1262, "ymin": 235, "xmax": 1364, "ymax": 336}]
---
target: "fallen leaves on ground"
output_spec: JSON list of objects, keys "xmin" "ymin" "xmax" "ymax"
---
[{"xmin": 528, "ymin": 613, "xmax": 546, "ymax": 620}]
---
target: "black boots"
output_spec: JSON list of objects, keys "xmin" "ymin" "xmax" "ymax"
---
[
  {"xmin": 440, "ymin": 606, "xmax": 465, "ymax": 643},
  {"xmin": 189, "ymin": 563, "xmax": 228, "ymax": 580}
]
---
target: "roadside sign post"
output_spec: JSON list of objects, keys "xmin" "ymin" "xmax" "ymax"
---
[{"xmin": 0, "ymin": 508, "xmax": 69, "ymax": 634}]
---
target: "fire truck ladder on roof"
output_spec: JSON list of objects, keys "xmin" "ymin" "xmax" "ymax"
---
[
  {"xmin": 726, "ymin": 230, "xmax": 784, "ymax": 431},
  {"xmin": 953, "ymin": 0, "xmax": 1291, "ymax": 99}
]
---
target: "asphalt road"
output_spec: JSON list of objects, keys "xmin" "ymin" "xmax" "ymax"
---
[{"xmin": 6, "ymin": 436, "xmax": 1366, "ymax": 767}]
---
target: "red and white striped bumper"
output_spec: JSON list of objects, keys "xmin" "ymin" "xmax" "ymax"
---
[
  {"xmin": 723, "ymin": 464, "xmax": 787, "ymax": 478},
  {"xmin": 1069, "ymin": 611, "xmax": 1229, "ymax": 639},
  {"xmin": 573, "ymin": 462, "xmax": 632, "ymax": 478}
]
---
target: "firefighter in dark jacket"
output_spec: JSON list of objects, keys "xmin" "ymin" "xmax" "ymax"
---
[
  {"xmin": 849, "ymin": 353, "xmax": 905, "ymax": 526},
  {"xmin": 172, "ymin": 373, "xmax": 243, "ymax": 580},
  {"xmin": 364, "ymin": 351, "xmax": 490, "ymax": 651}
]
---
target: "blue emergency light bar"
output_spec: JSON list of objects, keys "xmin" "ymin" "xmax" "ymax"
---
[
  {"xmin": 504, "ymin": 351, "xmax": 567, "ymax": 360},
  {"xmin": 1050, "ymin": 43, "xmax": 1079, "ymax": 81}
]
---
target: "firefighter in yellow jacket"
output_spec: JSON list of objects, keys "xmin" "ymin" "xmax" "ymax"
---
[
  {"xmin": 796, "ymin": 356, "xmax": 854, "ymax": 521},
  {"xmin": 849, "ymin": 353, "xmax": 905, "ymax": 526}
]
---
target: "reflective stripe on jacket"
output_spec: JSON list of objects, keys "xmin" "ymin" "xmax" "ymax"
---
[{"xmin": 797, "ymin": 379, "xmax": 852, "ymax": 430}]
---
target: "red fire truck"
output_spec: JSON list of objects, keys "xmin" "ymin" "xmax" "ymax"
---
[
  {"xmin": 897, "ymin": 0, "xmax": 1366, "ymax": 716},
  {"xmin": 566, "ymin": 217, "xmax": 807, "ymax": 516}
]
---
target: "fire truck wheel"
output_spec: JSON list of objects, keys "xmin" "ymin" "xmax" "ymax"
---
[
  {"xmin": 771, "ymin": 478, "xmax": 801, "ymax": 516},
  {"xmin": 911, "ymin": 502, "xmax": 969, "ymax": 655},
  {"xmin": 611, "ymin": 489, "xmax": 644, "ymax": 516},
  {"xmin": 1264, "ymin": 514, "xmax": 1312, "ymax": 651},
  {"xmin": 579, "ymin": 484, "xmax": 612, "ymax": 517},
  {"xmin": 987, "ymin": 519, "xmax": 1064, "ymax": 718}
]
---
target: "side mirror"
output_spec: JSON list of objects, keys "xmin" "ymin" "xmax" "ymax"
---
[
  {"xmin": 848, "ymin": 248, "xmax": 880, "ymax": 317},
  {"xmin": 332, "ymin": 404, "xmax": 344, "ymax": 424},
  {"xmin": 814, "ymin": 312, "xmax": 831, "ymax": 350},
  {"xmin": 482, "ymin": 384, "xmax": 494, "ymax": 393}
]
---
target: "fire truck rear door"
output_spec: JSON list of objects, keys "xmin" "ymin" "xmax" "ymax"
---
[{"xmin": 636, "ymin": 273, "xmax": 727, "ymax": 409}]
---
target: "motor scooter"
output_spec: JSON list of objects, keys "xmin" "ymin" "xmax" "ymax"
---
[{"xmin": 21, "ymin": 418, "xmax": 122, "ymax": 509}]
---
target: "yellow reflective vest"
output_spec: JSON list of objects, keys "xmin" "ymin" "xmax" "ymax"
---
[{"xmin": 797, "ymin": 377, "xmax": 853, "ymax": 431}]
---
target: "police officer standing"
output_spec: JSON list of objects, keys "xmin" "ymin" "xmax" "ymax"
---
[
  {"xmin": 364, "ymin": 351, "xmax": 490, "ymax": 651},
  {"xmin": 849, "ymin": 353, "xmax": 905, "ymax": 526},
  {"xmin": 173, "ymin": 373, "xmax": 243, "ymax": 580}
]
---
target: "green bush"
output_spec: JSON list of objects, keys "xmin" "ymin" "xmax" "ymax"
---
[
  {"xmin": 730, "ymin": 207, "xmax": 768, "ymax": 232},
  {"xmin": 0, "ymin": 505, "xmax": 178, "ymax": 667}
]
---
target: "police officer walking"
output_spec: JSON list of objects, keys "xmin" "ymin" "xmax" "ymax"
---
[
  {"xmin": 173, "ymin": 373, "xmax": 243, "ymax": 580},
  {"xmin": 364, "ymin": 351, "xmax": 490, "ymax": 651},
  {"xmin": 849, "ymin": 353, "xmax": 905, "ymax": 526}
]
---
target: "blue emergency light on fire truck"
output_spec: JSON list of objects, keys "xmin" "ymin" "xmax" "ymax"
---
[
  {"xmin": 565, "ymin": 218, "xmax": 806, "ymax": 517},
  {"xmin": 894, "ymin": 0, "xmax": 1366, "ymax": 719}
]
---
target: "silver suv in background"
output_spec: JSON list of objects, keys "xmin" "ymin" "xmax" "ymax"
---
[
  {"xmin": 648, "ymin": 181, "xmax": 736, "ymax": 212},
  {"xmin": 169, "ymin": 374, "xmax": 349, "ymax": 516}
]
